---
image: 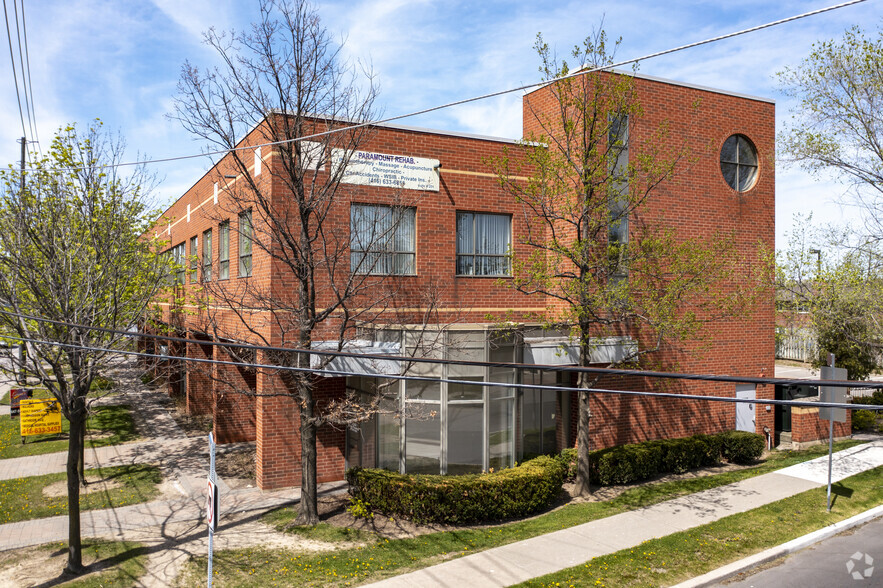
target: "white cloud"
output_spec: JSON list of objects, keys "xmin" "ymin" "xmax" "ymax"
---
[{"xmin": 1, "ymin": 0, "xmax": 879, "ymax": 253}]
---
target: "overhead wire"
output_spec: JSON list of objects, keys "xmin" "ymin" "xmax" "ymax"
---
[
  {"xmin": 19, "ymin": 0, "xmax": 40, "ymax": 155},
  {"xmin": 1, "ymin": 305, "xmax": 882, "ymax": 390},
  {"xmin": 4, "ymin": 331, "xmax": 880, "ymax": 412},
  {"xmin": 2, "ymin": 0, "xmax": 27, "ymax": 140},
  {"xmin": 0, "ymin": 2, "xmax": 875, "ymax": 408},
  {"xmin": 11, "ymin": 0, "xmax": 35, "ymax": 151},
  {"xmin": 11, "ymin": 0, "xmax": 869, "ymax": 174}
]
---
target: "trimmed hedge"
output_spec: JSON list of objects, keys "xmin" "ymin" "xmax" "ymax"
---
[
  {"xmin": 346, "ymin": 455, "xmax": 565, "ymax": 524},
  {"xmin": 558, "ymin": 430, "xmax": 762, "ymax": 486},
  {"xmin": 591, "ymin": 443, "xmax": 662, "ymax": 484},
  {"xmin": 718, "ymin": 430, "xmax": 766, "ymax": 464}
]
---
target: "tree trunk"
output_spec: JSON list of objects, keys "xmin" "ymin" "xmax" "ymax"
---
[
  {"xmin": 295, "ymin": 380, "xmax": 319, "ymax": 525},
  {"xmin": 77, "ymin": 425, "xmax": 86, "ymax": 487},
  {"xmin": 574, "ymin": 371, "xmax": 593, "ymax": 496},
  {"xmin": 65, "ymin": 396, "xmax": 85, "ymax": 575}
]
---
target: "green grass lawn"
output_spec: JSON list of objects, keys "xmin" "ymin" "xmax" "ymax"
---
[
  {"xmin": 518, "ymin": 466, "xmax": 883, "ymax": 587},
  {"xmin": 179, "ymin": 441, "xmax": 868, "ymax": 587},
  {"xmin": 0, "ymin": 464, "xmax": 162, "ymax": 523},
  {"xmin": 0, "ymin": 404, "xmax": 138, "ymax": 459},
  {"xmin": 1, "ymin": 376, "xmax": 116, "ymax": 405}
]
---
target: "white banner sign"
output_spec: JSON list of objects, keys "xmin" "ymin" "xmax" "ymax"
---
[{"xmin": 332, "ymin": 149, "xmax": 439, "ymax": 191}]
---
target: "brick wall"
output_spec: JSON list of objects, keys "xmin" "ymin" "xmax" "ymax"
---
[
  {"xmin": 186, "ymin": 336, "xmax": 214, "ymax": 415},
  {"xmin": 147, "ymin": 71, "xmax": 780, "ymax": 488},
  {"xmin": 254, "ymin": 354, "xmax": 347, "ymax": 489},
  {"xmin": 212, "ymin": 344, "xmax": 257, "ymax": 444},
  {"xmin": 791, "ymin": 405, "xmax": 852, "ymax": 445}
]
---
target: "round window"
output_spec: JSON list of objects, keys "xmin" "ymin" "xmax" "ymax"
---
[{"xmin": 720, "ymin": 134, "xmax": 758, "ymax": 192}]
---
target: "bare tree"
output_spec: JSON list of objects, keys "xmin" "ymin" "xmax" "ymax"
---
[
  {"xmin": 0, "ymin": 122, "xmax": 167, "ymax": 574},
  {"xmin": 170, "ymin": 0, "xmax": 442, "ymax": 524}
]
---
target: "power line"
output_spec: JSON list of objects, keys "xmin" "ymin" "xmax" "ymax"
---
[
  {"xmin": 4, "ymin": 331, "xmax": 879, "ymax": 412},
  {"xmin": 13, "ymin": 0, "xmax": 869, "ymax": 175},
  {"xmin": 2, "ymin": 0, "xmax": 27, "ymax": 140},
  {"xmin": 19, "ymin": 0, "xmax": 39, "ymax": 154},
  {"xmin": 1, "ymin": 305, "xmax": 881, "ymax": 390},
  {"xmin": 11, "ymin": 0, "xmax": 34, "ymax": 150}
]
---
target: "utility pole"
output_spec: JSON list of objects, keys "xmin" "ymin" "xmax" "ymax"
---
[
  {"xmin": 17, "ymin": 137, "xmax": 26, "ymax": 385},
  {"xmin": 19, "ymin": 136, "xmax": 25, "ymax": 192}
]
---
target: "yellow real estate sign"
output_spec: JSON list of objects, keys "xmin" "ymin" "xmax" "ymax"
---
[{"xmin": 19, "ymin": 398, "xmax": 62, "ymax": 436}]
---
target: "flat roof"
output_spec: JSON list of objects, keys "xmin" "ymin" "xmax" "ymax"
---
[
  {"xmin": 370, "ymin": 120, "xmax": 519, "ymax": 144},
  {"xmin": 526, "ymin": 68, "xmax": 774, "ymax": 105},
  {"xmin": 628, "ymin": 69, "xmax": 775, "ymax": 104}
]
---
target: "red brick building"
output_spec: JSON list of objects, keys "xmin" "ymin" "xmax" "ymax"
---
[{"xmin": 145, "ymin": 71, "xmax": 799, "ymax": 490}]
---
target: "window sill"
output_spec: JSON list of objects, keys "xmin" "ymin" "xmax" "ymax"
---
[
  {"xmin": 352, "ymin": 272, "xmax": 418, "ymax": 277},
  {"xmin": 455, "ymin": 274, "xmax": 512, "ymax": 278}
]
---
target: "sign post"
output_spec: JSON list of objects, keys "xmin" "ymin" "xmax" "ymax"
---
[
  {"xmin": 820, "ymin": 357, "xmax": 847, "ymax": 512},
  {"xmin": 206, "ymin": 433, "xmax": 218, "ymax": 586}
]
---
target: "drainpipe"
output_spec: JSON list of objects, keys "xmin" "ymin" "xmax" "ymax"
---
[{"xmin": 763, "ymin": 426, "xmax": 772, "ymax": 450}]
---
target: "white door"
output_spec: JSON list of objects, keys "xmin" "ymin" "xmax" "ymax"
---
[{"xmin": 736, "ymin": 384, "xmax": 756, "ymax": 432}]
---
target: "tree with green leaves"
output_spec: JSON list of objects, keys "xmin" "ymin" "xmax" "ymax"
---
[
  {"xmin": 492, "ymin": 31, "xmax": 761, "ymax": 495},
  {"xmin": 0, "ymin": 122, "xmax": 168, "ymax": 574},
  {"xmin": 778, "ymin": 25, "xmax": 883, "ymax": 243},
  {"xmin": 776, "ymin": 214, "xmax": 880, "ymax": 379}
]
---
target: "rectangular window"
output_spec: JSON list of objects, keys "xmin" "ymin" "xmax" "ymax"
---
[
  {"xmin": 254, "ymin": 147, "xmax": 262, "ymax": 176},
  {"xmin": 350, "ymin": 204, "xmax": 416, "ymax": 275},
  {"xmin": 608, "ymin": 115, "xmax": 629, "ymax": 280},
  {"xmin": 189, "ymin": 236, "xmax": 198, "ymax": 282},
  {"xmin": 238, "ymin": 210, "xmax": 253, "ymax": 278},
  {"xmin": 173, "ymin": 243, "xmax": 186, "ymax": 285},
  {"xmin": 219, "ymin": 221, "xmax": 229, "ymax": 280},
  {"xmin": 404, "ymin": 379, "xmax": 440, "ymax": 474},
  {"xmin": 456, "ymin": 212, "xmax": 511, "ymax": 276},
  {"xmin": 202, "ymin": 229, "xmax": 212, "ymax": 282}
]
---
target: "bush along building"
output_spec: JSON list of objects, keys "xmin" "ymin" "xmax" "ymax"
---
[{"xmin": 142, "ymin": 69, "xmax": 847, "ymax": 490}]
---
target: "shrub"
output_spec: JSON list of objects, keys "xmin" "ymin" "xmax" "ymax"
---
[
  {"xmin": 852, "ymin": 409, "xmax": 877, "ymax": 431},
  {"xmin": 719, "ymin": 431, "xmax": 765, "ymax": 464},
  {"xmin": 649, "ymin": 437, "xmax": 708, "ymax": 474},
  {"xmin": 858, "ymin": 390, "xmax": 883, "ymax": 406},
  {"xmin": 558, "ymin": 431, "xmax": 740, "ymax": 487},
  {"xmin": 691, "ymin": 433, "xmax": 724, "ymax": 467},
  {"xmin": 557, "ymin": 447, "xmax": 577, "ymax": 481},
  {"xmin": 590, "ymin": 443, "xmax": 662, "ymax": 485},
  {"xmin": 346, "ymin": 497, "xmax": 374, "ymax": 519},
  {"xmin": 346, "ymin": 455, "xmax": 565, "ymax": 524}
]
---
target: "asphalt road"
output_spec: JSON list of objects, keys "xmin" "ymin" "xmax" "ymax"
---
[{"xmin": 716, "ymin": 516, "xmax": 883, "ymax": 587}]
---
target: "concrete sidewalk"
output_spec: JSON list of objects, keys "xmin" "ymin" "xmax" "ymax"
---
[{"xmin": 366, "ymin": 441, "xmax": 883, "ymax": 588}]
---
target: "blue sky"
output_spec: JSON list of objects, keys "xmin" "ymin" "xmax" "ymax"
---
[{"xmin": 1, "ymin": 0, "xmax": 880, "ymax": 248}]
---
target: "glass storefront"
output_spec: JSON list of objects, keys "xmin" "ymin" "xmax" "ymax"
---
[{"xmin": 345, "ymin": 328, "xmax": 571, "ymax": 475}]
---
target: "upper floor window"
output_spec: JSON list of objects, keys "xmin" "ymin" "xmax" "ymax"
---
[
  {"xmin": 202, "ymin": 229, "xmax": 212, "ymax": 282},
  {"xmin": 254, "ymin": 147, "xmax": 262, "ymax": 176},
  {"xmin": 189, "ymin": 236, "xmax": 198, "ymax": 283},
  {"xmin": 239, "ymin": 210, "xmax": 253, "ymax": 278},
  {"xmin": 172, "ymin": 242, "xmax": 186, "ymax": 285},
  {"xmin": 350, "ymin": 204, "xmax": 416, "ymax": 275},
  {"xmin": 720, "ymin": 134, "xmax": 758, "ymax": 192},
  {"xmin": 608, "ymin": 115, "xmax": 629, "ymax": 280},
  {"xmin": 456, "ymin": 212, "xmax": 511, "ymax": 276},
  {"xmin": 219, "ymin": 221, "xmax": 230, "ymax": 280}
]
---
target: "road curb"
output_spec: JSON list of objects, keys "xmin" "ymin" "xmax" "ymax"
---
[{"xmin": 672, "ymin": 504, "xmax": 883, "ymax": 587}]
